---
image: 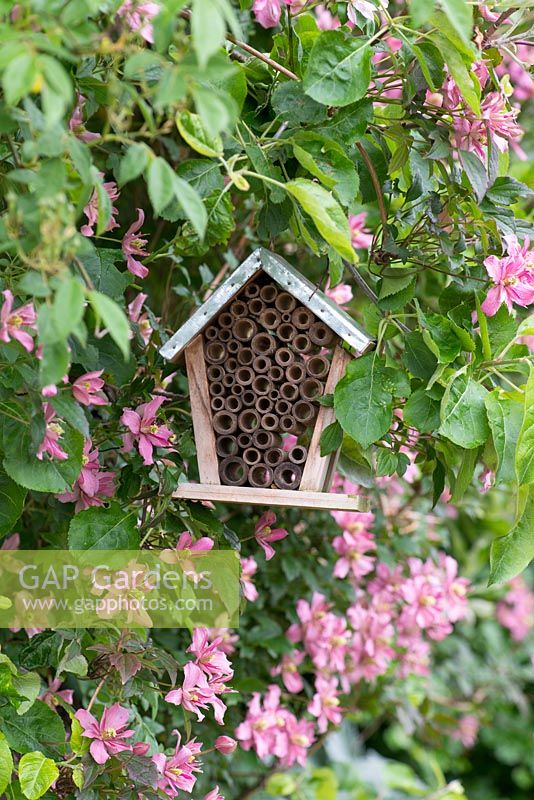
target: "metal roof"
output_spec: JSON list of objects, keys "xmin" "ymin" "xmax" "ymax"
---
[{"xmin": 159, "ymin": 248, "xmax": 374, "ymax": 361}]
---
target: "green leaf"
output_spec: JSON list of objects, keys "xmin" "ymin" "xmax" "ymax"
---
[
  {"xmin": 0, "ymin": 472, "xmax": 26, "ymax": 540},
  {"xmin": 404, "ymin": 388, "xmax": 440, "ymax": 433},
  {"xmin": 431, "ymin": 31, "xmax": 479, "ymax": 113},
  {"xmin": 303, "ymin": 31, "xmax": 372, "ymax": 107},
  {"xmin": 18, "ymin": 752, "xmax": 59, "ymax": 800},
  {"xmin": 485, "ymin": 390, "xmax": 523, "ymax": 484},
  {"xmin": 176, "ymin": 111, "xmax": 223, "ymax": 158},
  {"xmin": 3, "ymin": 419, "xmax": 84, "ymax": 494},
  {"xmin": 320, "ymin": 421, "xmax": 343, "ymax": 456},
  {"xmin": 147, "ymin": 157, "xmax": 175, "ymax": 216},
  {"xmin": 403, "ymin": 331, "xmax": 438, "ymax": 380},
  {"xmin": 272, "ymin": 81, "xmax": 328, "ymax": 125},
  {"xmin": 118, "ymin": 143, "xmax": 150, "ymax": 187},
  {"xmin": 0, "ymin": 701, "xmax": 65, "ymax": 759},
  {"xmin": 51, "ymin": 392, "xmax": 89, "ymax": 438},
  {"xmin": 88, "ymin": 291, "xmax": 131, "ymax": 361},
  {"xmin": 51, "ymin": 277, "xmax": 85, "ymax": 340},
  {"xmin": 173, "ymin": 176, "xmax": 207, "ymax": 238},
  {"xmin": 192, "ymin": 0, "xmax": 225, "ymax": 68},
  {"xmin": 409, "ymin": 0, "xmax": 436, "ymax": 26},
  {"xmin": 93, "ymin": 172, "xmax": 112, "ymax": 237},
  {"xmin": 422, "ymin": 313, "xmax": 463, "ymax": 364},
  {"xmin": 0, "ymin": 732, "xmax": 13, "ymax": 795},
  {"xmin": 286, "ymin": 178, "xmax": 355, "ymax": 263},
  {"xmin": 460, "ymin": 150, "xmax": 488, "ymax": 203},
  {"xmin": 193, "ymin": 85, "xmax": 237, "ymax": 137},
  {"xmin": 2, "ymin": 53, "xmax": 38, "ymax": 106},
  {"xmin": 451, "ymin": 446, "xmax": 479, "ymax": 503},
  {"xmin": 39, "ymin": 340, "xmax": 70, "ymax": 387},
  {"xmin": 439, "ymin": 374, "xmax": 490, "ymax": 449},
  {"xmin": 292, "ymin": 132, "xmax": 359, "ymax": 206},
  {"xmin": 489, "ymin": 487, "xmax": 534, "ymax": 584},
  {"xmin": 334, "ymin": 353, "xmax": 393, "ymax": 449},
  {"xmin": 440, "ymin": 0, "xmax": 473, "ymax": 45},
  {"xmin": 68, "ymin": 502, "xmax": 140, "ymax": 550},
  {"xmin": 515, "ymin": 367, "xmax": 534, "ymax": 484}
]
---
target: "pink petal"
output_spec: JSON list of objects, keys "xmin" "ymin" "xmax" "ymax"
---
[{"xmin": 90, "ymin": 739, "xmax": 110, "ymax": 764}]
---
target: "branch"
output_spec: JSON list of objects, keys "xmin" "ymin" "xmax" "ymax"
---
[
  {"xmin": 482, "ymin": 9, "xmax": 517, "ymax": 45},
  {"xmin": 356, "ymin": 142, "xmax": 388, "ymax": 230}
]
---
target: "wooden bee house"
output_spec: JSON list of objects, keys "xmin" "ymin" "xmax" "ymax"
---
[{"xmin": 160, "ymin": 249, "xmax": 374, "ymax": 511}]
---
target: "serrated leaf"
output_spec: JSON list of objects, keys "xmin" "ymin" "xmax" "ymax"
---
[
  {"xmin": 489, "ymin": 487, "xmax": 534, "ymax": 584},
  {"xmin": 286, "ymin": 178, "xmax": 355, "ymax": 263},
  {"xmin": 320, "ymin": 421, "xmax": 343, "ymax": 456},
  {"xmin": 515, "ymin": 367, "xmax": 534, "ymax": 484},
  {"xmin": 147, "ymin": 157, "xmax": 175, "ymax": 216},
  {"xmin": 0, "ymin": 472, "xmax": 26, "ymax": 540},
  {"xmin": 0, "ymin": 732, "xmax": 13, "ymax": 794},
  {"xmin": 303, "ymin": 31, "xmax": 372, "ymax": 107},
  {"xmin": 173, "ymin": 175, "xmax": 207, "ymax": 238},
  {"xmin": 176, "ymin": 111, "xmax": 223, "ymax": 158},
  {"xmin": 439, "ymin": 375, "xmax": 489, "ymax": 448},
  {"xmin": 68, "ymin": 502, "xmax": 139, "ymax": 550},
  {"xmin": 485, "ymin": 390, "xmax": 523, "ymax": 484},
  {"xmin": 18, "ymin": 752, "xmax": 59, "ymax": 800},
  {"xmin": 334, "ymin": 353, "xmax": 393, "ymax": 449}
]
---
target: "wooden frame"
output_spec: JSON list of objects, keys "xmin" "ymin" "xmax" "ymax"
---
[
  {"xmin": 184, "ymin": 335, "xmax": 220, "ymax": 485},
  {"xmin": 173, "ymin": 484, "xmax": 369, "ymax": 511}
]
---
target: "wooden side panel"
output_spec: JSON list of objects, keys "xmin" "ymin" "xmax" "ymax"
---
[
  {"xmin": 185, "ymin": 335, "xmax": 220, "ymax": 485},
  {"xmin": 299, "ymin": 344, "xmax": 352, "ymax": 492},
  {"xmin": 173, "ymin": 483, "xmax": 369, "ymax": 512}
]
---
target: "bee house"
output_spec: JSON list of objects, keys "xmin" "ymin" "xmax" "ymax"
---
[{"xmin": 160, "ymin": 249, "xmax": 374, "ymax": 511}]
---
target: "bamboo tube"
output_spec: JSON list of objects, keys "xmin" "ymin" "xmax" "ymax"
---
[
  {"xmin": 280, "ymin": 415, "xmax": 304, "ymax": 435},
  {"xmin": 274, "ymin": 462, "xmax": 302, "ymax": 490},
  {"xmin": 209, "ymin": 381, "xmax": 225, "ymax": 397},
  {"xmin": 233, "ymin": 317, "xmax": 257, "ymax": 342},
  {"xmin": 275, "ymin": 399, "xmax": 291, "ymax": 416},
  {"xmin": 216, "ymin": 435, "xmax": 239, "ymax": 457},
  {"xmin": 205, "ymin": 341, "xmax": 226, "ymax": 364},
  {"xmin": 293, "ymin": 399, "xmax": 316, "ymax": 426},
  {"xmin": 275, "ymin": 292, "xmax": 296, "ymax": 313},
  {"xmin": 227, "ymin": 339, "xmax": 239, "ymax": 354},
  {"xmin": 274, "ymin": 348, "xmax": 294, "ymax": 367},
  {"xmin": 220, "ymin": 456, "xmax": 247, "ymax": 486},
  {"xmin": 261, "ymin": 413, "xmax": 279, "ymax": 431},
  {"xmin": 277, "ymin": 323, "xmax": 296, "ymax": 343},
  {"xmin": 213, "ymin": 410, "xmax": 238, "ymax": 435},
  {"xmin": 205, "ymin": 325, "xmax": 219, "ymax": 340},
  {"xmin": 243, "ymin": 282, "xmax": 260, "ymax": 298},
  {"xmin": 292, "ymin": 333, "xmax": 313, "ymax": 355},
  {"xmin": 265, "ymin": 447, "xmax": 285, "ymax": 468},
  {"xmin": 248, "ymin": 463, "xmax": 274, "ymax": 488},
  {"xmin": 252, "ymin": 375, "xmax": 271, "ymax": 396},
  {"xmin": 225, "ymin": 395, "xmax": 242, "ymax": 413},
  {"xmin": 207, "ymin": 364, "xmax": 224, "ymax": 382},
  {"xmin": 269, "ymin": 389, "xmax": 280, "ymax": 400},
  {"xmin": 218, "ymin": 312, "xmax": 233, "ymax": 329},
  {"xmin": 288, "ymin": 444, "xmax": 308, "ymax": 465},
  {"xmin": 219, "ymin": 327, "xmax": 232, "ymax": 342},
  {"xmin": 280, "ymin": 382, "xmax": 299, "ymax": 402},
  {"xmin": 231, "ymin": 383, "xmax": 244, "ymax": 397},
  {"xmin": 211, "ymin": 396, "xmax": 224, "ymax": 412},
  {"xmin": 281, "ymin": 313, "xmax": 292, "ymax": 323},
  {"xmin": 222, "ymin": 374, "xmax": 234, "ymax": 389},
  {"xmin": 237, "ymin": 432, "xmax": 252, "ymax": 449},
  {"xmin": 300, "ymin": 377, "xmax": 323, "ymax": 401},
  {"xmin": 248, "ymin": 298, "xmax": 265, "ymax": 316},
  {"xmin": 224, "ymin": 357, "xmax": 238, "ymax": 373},
  {"xmin": 230, "ymin": 300, "xmax": 248, "ymax": 318},
  {"xmin": 268, "ymin": 365, "xmax": 285, "ymax": 383},
  {"xmin": 235, "ymin": 366, "xmax": 254, "ymax": 386},
  {"xmin": 253, "ymin": 355, "xmax": 272, "ymax": 374},
  {"xmin": 238, "ymin": 408, "xmax": 260, "ymax": 433},
  {"xmin": 237, "ymin": 347, "xmax": 254, "ymax": 365},
  {"xmin": 286, "ymin": 363, "xmax": 306, "ymax": 383},
  {"xmin": 243, "ymin": 447, "xmax": 262, "ymax": 466},
  {"xmin": 260, "ymin": 284, "xmax": 278, "ymax": 303},
  {"xmin": 255, "ymin": 395, "xmax": 273, "ymax": 414},
  {"xmin": 259, "ymin": 307, "xmax": 281, "ymax": 331},
  {"xmin": 309, "ymin": 321, "xmax": 335, "ymax": 346},
  {"xmin": 291, "ymin": 306, "xmax": 315, "ymax": 330},
  {"xmin": 251, "ymin": 332, "xmax": 276, "ymax": 355},
  {"xmin": 306, "ymin": 355, "xmax": 330, "ymax": 380},
  {"xmin": 253, "ymin": 430, "xmax": 282, "ymax": 450},
  {"xmin": 242, "ymin": 390, "xmax": 256, "ymax": 407}
]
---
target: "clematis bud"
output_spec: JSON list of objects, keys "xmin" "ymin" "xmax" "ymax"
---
[
  {"xmin": 425, "ymin": 90, "xmax": 444, "ymax": 107},
  {"xmin": 132, "ymin": 741, "xmax": 150, "ymax": 756},
  {"xmin": 214, "ymin": 735, "xmax": 237, "ymax": 754}
]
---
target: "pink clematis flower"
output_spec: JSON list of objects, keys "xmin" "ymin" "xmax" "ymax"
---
[
  {"xmin": 0, "ymin": 290, "xmax": 37, "ymax": 352},
  {"xmin": 349, "ymin": 213, "xmax": 373, "ymax": 249},
  {"xmin": 176, "ymin": 531, "xmax": 214, "ymax": 552},
  {"xmin": 165, "ymin": 661, "xmax": 228, "ymax": 724},
  {"xmin": 254, "ymin": 511, "xmax": 288, "ymax": 560},
  {"xmin": 75, "ymin": 703, "xmax": 134, "ymax": 764},
  {"xmin": 308, "ymin": 676, "xmax": 343, "ymax": 733},
  {"xmin": 68, "ymin": 93, "xmax": 100, "ymax": 143},
  {"xmin": 128, "ymin": 292, "xmax": 153, "ymax": 344},
  {"xmin": 37, "ymin": 404, "xmax": 69, "ymax": 461},
  {"xmin": 253, "ymin": 0, "xmax": 282, "ymax": 27},
  {"xmin": 315, "ymin": 4, "xmax": 340, "ymax": 29},
  {"xmin": 121, "ymin": 396, "xmax": 174, "ymax": 465},
  {"xmin": 81, "ymin": 176, "xmax": 119, "ymax": 237},
  {"xmin": 72, "ymin": 370, "xmax": 109, "ymax": 406},
  {"xmin": 453, "ymin": 714, "xmax": 479, "ymax": 748},
  {"xmin": 152, "ymin": 731, "xmax": 202, "ymax": 796},
  {"xmin": 241, "ymin": 556, "xmax": 259, "ymax": 602},
  {"xmin": 204, "ymin": 789, "xmax": 224, "ymax": 800},
  {"xmin": 326, "ymin": 281, "xmax": 353, "ymax": 306},
  {"xmin": 187, "ymin": 628, "xmax": 234, "ymax": 681},
  {"xmin": 40, "ymin": 677, "xmax": 74, "ymax": 709},
  {"xmin": 332, "ymin": 529, "xmax": 376, "ymax": 581},
  {"xmin": 496, "ymin": 576, "xmax": 534, "ymax": 641},
  {"xmin": 117, "ymin": 1, "xmax": 160, "ymax": 43},
  {"xmin": 481, "ymin": 235, "xmax": 534, "ymax": 316},
  {"xmin": 122, "ymin": 208, "xmax": 150, "ymax": 279},
  {"xmin": 271, "ymin": 650, "xmax": 305, "ymax": 693},
  {"xmin": 57, "ymin": 439, "xmax": 115, "ymax": 512},
  {"xmin": 347, "ymin": 0, "xmax": 376, "ymax": 23}
]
